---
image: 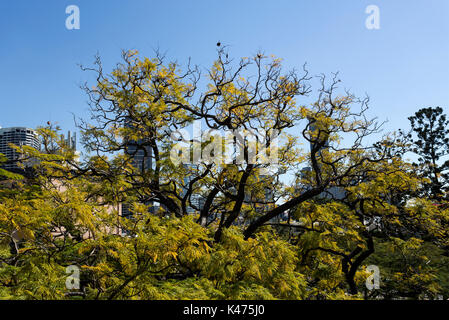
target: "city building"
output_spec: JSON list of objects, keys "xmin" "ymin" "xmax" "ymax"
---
[
  {"xmin": 61, "ymin": 131, "xmax": 77, "ymax": 151},
  {"xmin": 0, "ymin": 127, "xmax": 40, "ymax": 174},
  {"xmin": 181, "ymin": 163, "xmax": 206, "ymax": 214},
  {"xmin": 122, "ymin": 120, "xmax": 154, "ymax": 218}
]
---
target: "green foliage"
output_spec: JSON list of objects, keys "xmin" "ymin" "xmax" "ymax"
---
[
  {"xmin": 366, "ymin": 238, "xmax": 449, "ymax": 299},
  {"xmin": 405, "ymin": 106, "xmax": 449, "ymax": 200},
  {"xmin": 1, "ymin": 51, "xmax": 449, "ymax": 300}
]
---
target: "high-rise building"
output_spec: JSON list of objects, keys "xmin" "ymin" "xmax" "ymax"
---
[
  {"xmin": 61, "ymin": 131, "xmax": 77, "ymax": 151},
  {"xmin": 122, "ymin": 120, "xmax": 154, "ymax": 218},
  {"xmin": 124, "ymin": 119, "xmax": 152, "ymax": 173},
  {"xmin": 181, "ymin": 163, "xmax": 205, "ymax": 214},
  {"xmin": 125, "ymin": 139, "xmax": 152, "ymax": 172},
  {"xmin": 0, "ymin": 127, "xmax": 40, "ymax": 174}
]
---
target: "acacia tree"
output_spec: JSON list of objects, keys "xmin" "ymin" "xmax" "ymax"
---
[
  {"xmin": 69, "ymin": 48, "xmax": 411, "ymax": 296},
  {"xmin": 0, "ymin": 134, "xmax": 308, "ymax": 299},
  {"xmin": 75, "ymin": 49, "xmax": 393, "ymax": 239},
  {"xmin": 2, "ymin": 49, "xmax": 449, "ymax": 299}
]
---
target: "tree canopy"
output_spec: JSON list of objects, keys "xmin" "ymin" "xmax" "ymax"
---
[{"xmin": 1, "ymin": 49, "xmax": 448, "ymax": 300}]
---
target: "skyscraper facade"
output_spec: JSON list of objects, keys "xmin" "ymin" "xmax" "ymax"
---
[
  {"xmin": 122, "ymin": 119, "xmax": 154, "ymax": 218},
  {"xmin": 0, "ymin": 127, "xmax": 40, "ymax": 174},
  {"xmin": 62, "ymin": 131, "xmax": 77, "ymax": 151}
]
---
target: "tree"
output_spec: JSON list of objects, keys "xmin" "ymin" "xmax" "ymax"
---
[
  {"xmin": 366, "ymin": 237, "xmax": 449, "ymax": 299},
  {"xmin": 71, "ymin": 49, "xmax": 409, "ymax": 296},
  {"xmin": 405, "ymin": 107, "xmax": 449, "ymax": 200},
  {"xmin": 2, "ymin": 49, "xmax": 449, "ymax": 299}
]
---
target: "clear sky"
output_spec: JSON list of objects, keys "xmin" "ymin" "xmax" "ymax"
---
[{"xmin": 0, "ymin": 0, "xmax": 448, "ymax": 138}]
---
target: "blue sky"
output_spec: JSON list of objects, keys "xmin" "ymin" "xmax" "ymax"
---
[{"xmin": 0, "ymin": 0, "xmax": 448, "ymax": 138}]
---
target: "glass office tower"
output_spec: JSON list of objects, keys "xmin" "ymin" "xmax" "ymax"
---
[{"xmin": 0, "ymin": 127, "xmax": 40, "ymax": 174}]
